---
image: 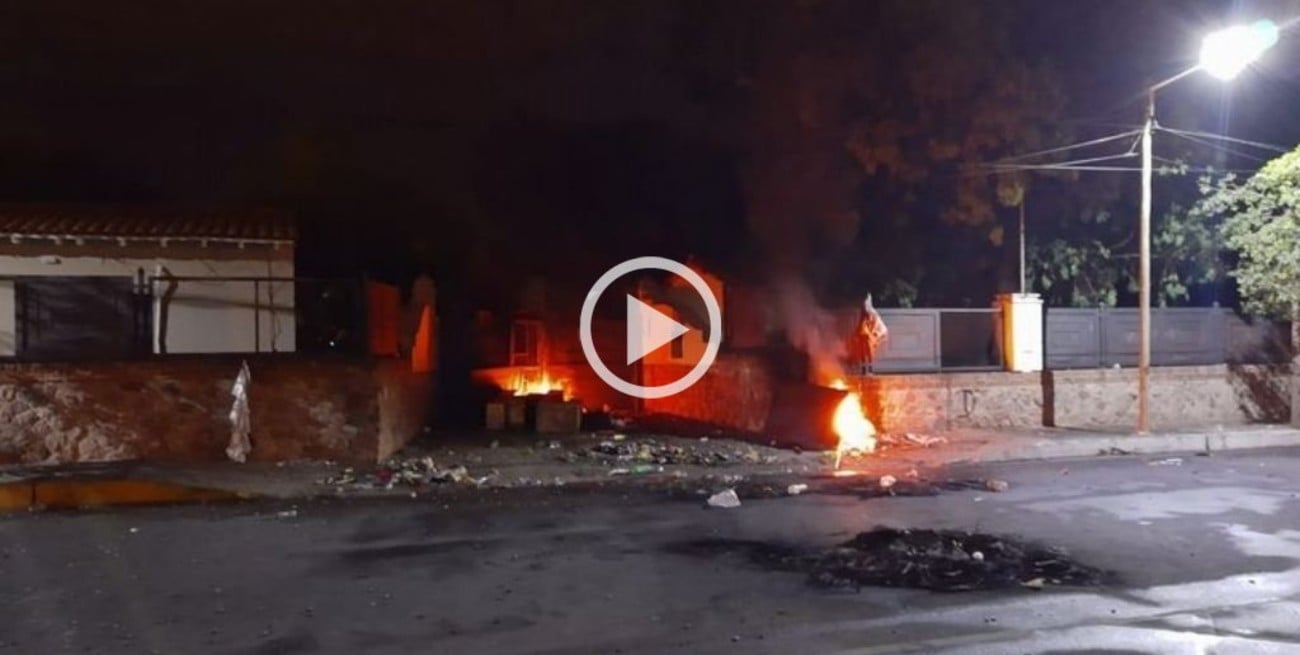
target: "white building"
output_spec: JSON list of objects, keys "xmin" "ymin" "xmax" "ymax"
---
[{"xmin": 0, "ymin": 205, "xmax": 297, "ymax": 358}]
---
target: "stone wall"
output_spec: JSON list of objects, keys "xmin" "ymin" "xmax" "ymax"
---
[
  {"xmin": 0, "ymin": 357, "xmax": 431, "ymax": 466},
  {"xmin": 634, "ymin": 354, "xmax": 1292, "ymax": 436},
  {"xmin": 1045, "ymin": 365, "xmax": 1290, "ymax": 429},
  {"xmin": 846, "ymin": 364, "xmax": 1290, "ymax": 432}
]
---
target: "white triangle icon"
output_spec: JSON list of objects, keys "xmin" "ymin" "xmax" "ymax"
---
[{"xmin": 625, "ymin": 295, "xmax": 691, "ymax": 365}]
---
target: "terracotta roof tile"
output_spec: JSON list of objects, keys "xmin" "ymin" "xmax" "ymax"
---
[{"xmin": 0, "ymin": 204, "xmax": 297, "ymax": 242}]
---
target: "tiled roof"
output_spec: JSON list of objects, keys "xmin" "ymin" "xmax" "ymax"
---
[{"xmin": 0, "ymin": 204, "xmax": 297, "ymax": 242}]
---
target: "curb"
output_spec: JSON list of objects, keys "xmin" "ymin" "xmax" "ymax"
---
[
  {"xmin": 0, "ymin": 477, "xmax": 251, "ymax": 512},
  {"xmin": 944, "ymin": 428, "xmax": 1300, "ymax": 464}
]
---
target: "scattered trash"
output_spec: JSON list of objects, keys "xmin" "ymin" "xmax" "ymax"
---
[
  {"xmin": 1099, "ymin": 447, "xmax": 1133, "ymax": 456},
  {"xmin": 609, "ymin": 464, "xmax": 662, "ymax": 476},
  {"xmin": 575, "ymin": 437, "xmax": 773, "ymax": 467},
  {"xmin": 612, "ymin": 434, "xmax": 627, "ymax": 442},
  {"xmin": 672, "ymin": 528, "xmax": 1106, "ymax": 592},
  {"xmin": 128, "ymin": 527, "xmax": 139, "ymax": 534},
  {"xmin": 786, "ymin": 484, "xmax": 808, "ymax": 496},
  {"xmin": 320, "ymin": 456, "xmax": 488, "ymax": 490},
  {"xmin": 489, "ymin": 440, "xmax": 500, "ymax": 449},
  {"xmin": 878, "ymin": 432, "xmax": 948, "ymax": 448},
  {"xmin": 879, "ymin": 475, "xmax": 897, "ymax": 489},
  {"xmin": 985, "ymin": 479, "xmax": 1010, "ymax": 493},
  {"xmin": 1149, "ymin": 457, "xmax": 1184, "ymax": 467},
  {"xmin": 707, "ymin": 489, "xmax": 742, "ymax": 509},
  {"xmin": 276, "ymin": 509, "xmax": 298, "ymax": 519}
]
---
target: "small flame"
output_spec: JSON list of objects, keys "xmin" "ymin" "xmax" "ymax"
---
[
  {"xmin": 509, "ymin": 370, "xmax": 570, "ymax": 400},
  {"xmin": 830, "ymin": 381, "xmax": 876, "ymax": 468}
]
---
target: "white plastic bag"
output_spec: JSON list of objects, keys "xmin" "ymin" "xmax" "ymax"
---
[{"xmin": 226, "ymin": 361, "xmax": 252, "ymax": 463}]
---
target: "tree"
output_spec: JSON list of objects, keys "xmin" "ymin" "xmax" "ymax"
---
[
  {"xmin": 1196, "ymin": 145, "xmax": 1300, "ymax": 425},
  {"xmin": 1029, "ymin": 201, "xmax": 1223, "ymax": 308},
  {"xmin": 724, "ymin": 0, "xmax": 1073, "ymax": 305},
  {"xmin": 1194, "ymin": 146, "xmax": 1300, "ymax": 321}
]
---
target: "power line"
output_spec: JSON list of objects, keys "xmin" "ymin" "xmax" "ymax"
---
[
  {"xmin": 982, "ymin": 152, "xmax": 1138, "ymax": 170},
  {"xmin": 1157, "ymin": 130, "xmax": 1271, "ymax": 163},
  {"xmin": 991, "ymin": 129, "xmax": 1142, "ymax": 164},
  {"xmin": 1154, "ymin": 126, "xmax": 1289, "ymax": 153}
]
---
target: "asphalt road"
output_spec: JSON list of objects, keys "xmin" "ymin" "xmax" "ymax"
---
[{"xmin": 4, "ymin": 449, "xmax": 1300, "ymax": 654}]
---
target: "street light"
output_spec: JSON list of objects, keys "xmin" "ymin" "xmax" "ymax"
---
[{"xmin": 1137, "ymin": 20, "xmax": 1279, "ymax": 434}]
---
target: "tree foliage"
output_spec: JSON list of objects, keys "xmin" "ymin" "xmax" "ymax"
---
[
  {"xmin": 724, "ymin": 0, "xmax": 1070, "ymax": 303},
  {"xmin": 1193, "ymin": 146, "xmax": 1300, "ymax": 320},
  {"xmin": 1028, "ymin": 202, "xmax": 1222, "ymax": 308}
]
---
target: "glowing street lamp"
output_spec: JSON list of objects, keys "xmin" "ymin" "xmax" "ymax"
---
[{"xmin": 1136, "ymin": 20, "xmax": 1279, "ymax": 433}]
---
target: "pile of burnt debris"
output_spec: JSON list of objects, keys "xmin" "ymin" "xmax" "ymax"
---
[{"xmin": 674, "ymin": 528, "xmax": 1105, "ymax": 592}]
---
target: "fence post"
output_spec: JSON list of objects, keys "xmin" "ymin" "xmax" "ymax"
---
[{"xmin": 254, "ymin": 279, "xmax": 260, "ymax": 354}]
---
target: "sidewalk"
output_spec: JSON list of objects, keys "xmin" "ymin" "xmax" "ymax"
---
[{"xmin": 2, "ymin": 424, "xmax": 1297, "ymax": 510}]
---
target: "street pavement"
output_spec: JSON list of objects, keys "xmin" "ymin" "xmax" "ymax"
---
[{"xmin": 4, "ymin": 449, "xmax": 1300, "ymax": 654}]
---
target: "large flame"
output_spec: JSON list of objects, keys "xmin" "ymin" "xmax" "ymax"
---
[
  {"xmin": 509, "ymin": 369, "xmax": 570, "ymax": 399},
  {"xmin": 828, "ymin": 379, "xmax": 876, "ymax": 468}
]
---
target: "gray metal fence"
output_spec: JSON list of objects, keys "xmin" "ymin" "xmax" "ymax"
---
[
  {"xmin": 851, "ymin": 308, "xmax": 1003, "ymax": 374},
  {"xmin": 848, "ymin": 305, "xmax": 1288, "ymax": 374},
  {"xmin": 1044, "ymin": 307, "xmax": 1289, "ymax": 369}
]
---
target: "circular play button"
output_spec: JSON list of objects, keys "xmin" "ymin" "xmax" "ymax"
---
[{"xmin": 580, "ymin": 256, "xmax": 722, "ymax": 399}]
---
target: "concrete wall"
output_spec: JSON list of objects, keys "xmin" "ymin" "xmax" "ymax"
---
[
  {"xmin": 0, "ymin": 245, "xmax": 294, "ymax": 356},
  {"xmin": 0, "ymin": 356, "xmax": 431, "ymax": 466},
  {"xmin": 630, "ymin": 351, "xmax": 1292, "ymax": 437}
]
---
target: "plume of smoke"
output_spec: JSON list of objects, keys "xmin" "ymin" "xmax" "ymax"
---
[{"xmin": 769, "ymin": 275, "xmax": 849, "ymax": 384}]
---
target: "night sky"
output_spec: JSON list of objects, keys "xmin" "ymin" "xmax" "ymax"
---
[{"xmin": 2, "ymin": 0, "xmax": 1298, "ymax": 308}]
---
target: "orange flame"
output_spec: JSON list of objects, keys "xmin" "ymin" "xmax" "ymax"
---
[
  {"xmin": 509, "ymin": 370, "xmax": 570, "ymax": 400},
  {"xmin": 828, "ymin": 379, "xmax": 876, "ymax": 468}
]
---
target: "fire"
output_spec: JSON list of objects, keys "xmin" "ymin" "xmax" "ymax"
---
[
  {"xmin": 508, "ymin": 369, "xmax": 570, "ymax": 399},
  {"xmin": 830, "ymin": 384, "xmax": 876, "ymax": 468}
]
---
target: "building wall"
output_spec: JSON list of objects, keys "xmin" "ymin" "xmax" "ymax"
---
[
  {"xmin": 0, "ymin": 356, "xmax": 430, "ymax": 466},
  {"xmin": 0, "ymin": 245, "xmax": 294, "ymax": 356}
]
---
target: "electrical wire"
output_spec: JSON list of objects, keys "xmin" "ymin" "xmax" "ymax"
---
[
  {"xmin": 990, "ymin": 129, "xmax": 1142, "ymax": 164},
  {"xmin": 1154, "ymin": 126, "xmax": 1288, "ymax": 153},
  {"xmin": 982, "ymin": 152, "xmax": 1138, "ymax": 169},
  {"xmin": 1160, "ymin": 130, "xmax": 1271, "ymax": 162}
]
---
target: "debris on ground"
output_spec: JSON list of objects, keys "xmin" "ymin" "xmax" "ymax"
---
[
  {"xmin": 879, "ymin": 433, "xmax": 948, "ymax": 448},
  {"xmin": 707, "ymin": 489, "xmax": 742, "ymax": 509},
  {"xmin": 570, "ymin": 437, "xmax": 779, "ymax": 467},
  {"xmin": 671, "ymin": 528, "xmax": 1106, "ymax": 592},
  {"xmin": 609, "ymin": 464, "xmax": 663, "ymax": 476},
  {"xmin": 1099, "ymin": 447, "xmax": 1134, "ymax": 456},
  {"xmin": 320, "ymin": 456, "xmax": 488, "ymax": 490},
  {"xmin": 1148, "ymin": 457, "xmax": 1184, "ymax": 467},
  {"xmin": 879, "ymin": 475, "xmax": 897, "ymax": 490},
  {"xmin": 984, "ymin": 479, "xmax": 1010, "ymax": 493},
  {"xmin": 786, "ymin": 484, "xmax": 808, "ymax": 496}
]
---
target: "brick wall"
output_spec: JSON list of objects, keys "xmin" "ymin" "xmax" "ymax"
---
[
  {"xmin": 642, "ymin": 353, "xmax": 773, "ymax": 432},
  {"xmin": 0, "ymin": 357, "xmax": 432, "ymax": 466}
]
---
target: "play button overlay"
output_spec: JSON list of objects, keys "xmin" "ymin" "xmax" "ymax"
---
[{"xmin": 580, "ymin": 256, "xmax": 722, "ymax": 400}]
